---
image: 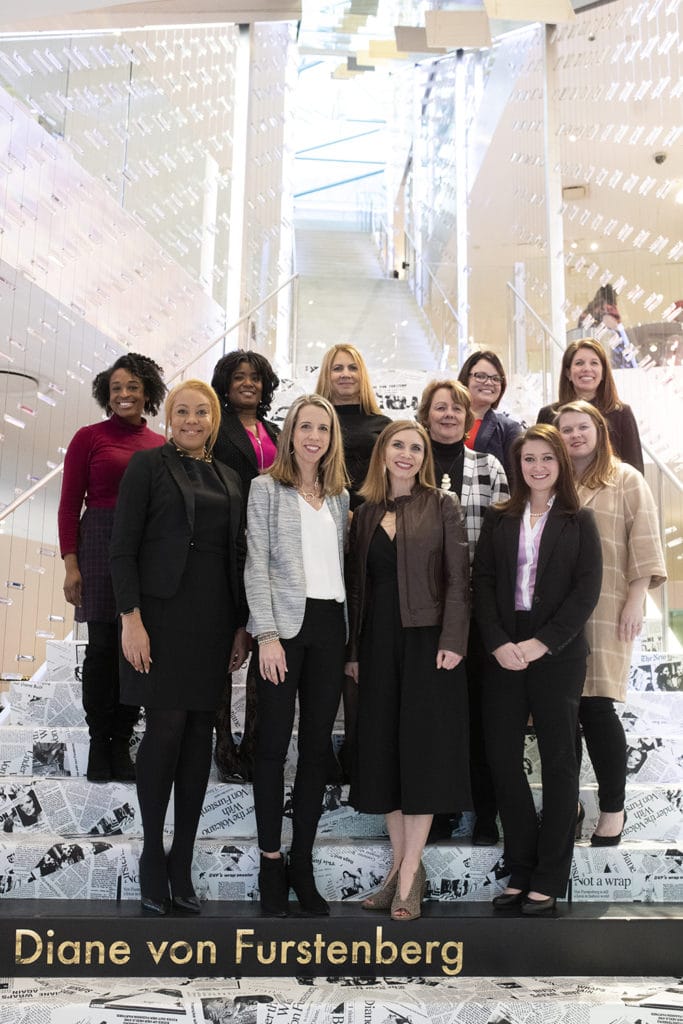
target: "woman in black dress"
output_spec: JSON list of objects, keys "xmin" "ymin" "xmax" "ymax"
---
[
  {"xmin": 345, "ymin": 420, "xmax": 471, "ymax": 921},
  {"xmin": 316, "ymin": 344, "xmax": 390, "ymax": 777},
  {"xmin": 111, "ymin": 379, "xmax": 249, "ymax": 915},
  {"xmin": 211, "ymin": 350, "xmax": 280, "ymax": 782}
]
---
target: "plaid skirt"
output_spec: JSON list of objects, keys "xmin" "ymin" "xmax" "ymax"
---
[{"xmin": 75, "ymin": 507, "xmax": 117, "ymax": 624}]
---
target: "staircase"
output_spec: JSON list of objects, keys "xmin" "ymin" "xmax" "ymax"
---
[
  {"xmin": 0, "ymin": 627, "xmax": 681, "ymax": 1016},
  {"xmin": 294, "ymin": 227, "xmax": 439, "ymax": 373}
]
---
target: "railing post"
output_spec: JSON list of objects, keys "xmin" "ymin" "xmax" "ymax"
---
[{"xmin": 657, "ymin": 468, "xmax": 670, "ymax": 653}]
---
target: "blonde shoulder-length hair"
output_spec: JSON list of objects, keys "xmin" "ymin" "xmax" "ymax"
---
[
  {"xmin": 555, "ymin": 399, "xmax": 619, "ymax": 489},
  {"xmin": 269, "ymin": 394, "xmax": 349, "ymax": 497},
  {"xmin": 315, "ymin": 344, "xmax": 383, "ymax": 416},
  {"xmin": 165, "ymin": 379, "xmax": 222, "ymax": 452},
  {"xmin": 359, "ymin": 419, "xmax": 435, "ymax": 504}
]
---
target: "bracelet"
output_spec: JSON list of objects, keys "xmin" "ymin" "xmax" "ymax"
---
[{"xmin": 257, "ymin": 631, "xmax": 280, "ymax": 646}]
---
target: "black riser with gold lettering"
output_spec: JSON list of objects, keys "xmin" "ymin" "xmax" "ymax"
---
[{"xmin": 1, "ymin": 900, "xmax": 681, "ymax": 979}]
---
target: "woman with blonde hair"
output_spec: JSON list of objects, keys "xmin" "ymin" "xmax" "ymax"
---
[
  {"xmin": 111, "ymin": 379, "xmax": 249, "ymax": 915},
  {"xmin": 345, "ymin": 419, "xmax": 471, "ymax": 922},
  {"xmin": 557, "ymin": 400, "xmax": 665, "ymax": 845},
  {"xmin": 245, "ymin": 394, "xmax": 350, "ymax": 916},
  {"xmin": 316, "ymin": 344, "xmax": 390, "ymax": 780},
  {"xmin": 537, "ymin": 339, "xmax": 643, "ymax": 473}
]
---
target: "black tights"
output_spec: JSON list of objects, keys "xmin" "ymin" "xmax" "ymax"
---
[
  {"xmin": 135, "ymin": 707, "xmax": 214, "ymax": 901},
  {"xmin": 576, "ymin": 696, "xmax": 627, "ymax": 812}
]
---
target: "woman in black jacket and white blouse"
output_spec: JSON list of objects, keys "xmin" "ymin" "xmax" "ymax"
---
[{"xmin": 472, "ymin": 424, "xmax": 602, "ymax": 915}]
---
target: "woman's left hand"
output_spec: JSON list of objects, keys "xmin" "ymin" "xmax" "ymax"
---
[
  {"xmin": 436, "ymin": 649, "xmax": 463, "ymax": 670},
  {"xmin": 516, "ymin": 638, "xmax": 549, "ymax": 663},
  {"xmin": 229, "ymin": 627, "xmax": 250, "ymax": 672},
  {"xmin": 619, "ymin": 596, "xmax": 644, "ymax": 642}
]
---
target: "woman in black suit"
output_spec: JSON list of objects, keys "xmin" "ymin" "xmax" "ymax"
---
[
  {"xmin": 211, "ymin": 350, "xmax": 280, "ymax": 782},
  {"xmin": 111, "ymin": 379, "xmax": 249, "ymax": 915},
  {"xmin": 472, "ymin": 424, "xmax": 602, "ymax": 915}
]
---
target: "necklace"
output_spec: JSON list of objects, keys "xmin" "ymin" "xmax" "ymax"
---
[
  {"xmin": 297, "ymin": 479, "xmax": 322, "ymax": 504},
  {"xmin": 171, "ymin": 439, "xmax": 213, "ymax": 463}
]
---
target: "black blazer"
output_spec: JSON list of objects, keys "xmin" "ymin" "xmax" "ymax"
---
[
  {"xmin": 472, "ymin": 504, "xmax": 602, "ymax": 660},
  {"xmin": 213, "ymin": 411, "xmax": 280, "ymax": 498},
  {"xmin": 474, "ymin": 408, "xmax": 522, "ymax": 481},
  {"xmin": 110, "ymin": 443, "xmax": 247, "ymax": 623}
]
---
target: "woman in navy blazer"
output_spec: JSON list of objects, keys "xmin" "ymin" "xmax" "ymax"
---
[
  {"xmin": 472, "ymin": 424, "xmax": 602, "ymax": 915},
  {"xmin": 457, "ymin": 350, "xmax": 521, "ymax": 480},
  {"xmin": 111, "ymin": 379, "xmax": 248, "ymax": 916}
]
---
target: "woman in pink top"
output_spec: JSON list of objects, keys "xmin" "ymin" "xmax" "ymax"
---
[
  {"xmin": 58, "ymin": 353, "xmax": 166, "ymax": 783},
  {"xmin": 211, "ymin": 350, "xmax": 280, "ymax": 782}
]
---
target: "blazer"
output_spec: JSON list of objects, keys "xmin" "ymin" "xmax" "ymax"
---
[
  {"xmin": 472, "ymin": 503, "xmax": 602, "ymax": 660},
  {"xmin": 459, "ymin": 448, "xmax": 509, "ymax": 563},
  {"xmin": 347, "ymin": 487, "xmax": 470, "ymax": 662},
  {"xmin": 472, "ymin": 407, "xmax": 522, "ymax": 481},
  {"xmin": 245, "ymin": 474, "xmax": 350, "ymax": 640},
  {"xmin": 213, "ymin": 411, "xmax": 280, "ymax": 498},
  {"xmin": 110, "ymin": 443, "xmax": 247, "ymax": 622},
  {"xmin": 537, "ymin": 401, "xmax": 644, "ymax": 475}
]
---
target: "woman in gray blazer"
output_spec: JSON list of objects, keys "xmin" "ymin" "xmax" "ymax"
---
[{"xmin": 245, "ymin": 394, "xmax": 349, "ymax": 917}]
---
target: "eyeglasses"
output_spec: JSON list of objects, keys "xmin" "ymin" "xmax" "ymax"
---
[{"xmin": 469, "ymin": 371, "xmax": 503, "ymax": 385}]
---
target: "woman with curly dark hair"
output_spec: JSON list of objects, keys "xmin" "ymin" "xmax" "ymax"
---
[
  {"xmin": 211, "ymin": 350, "xmax": 281, "ymax": 781},
  {"xmin": 58, "ymin": 352, "xmax": 166, "ymax": 783}
]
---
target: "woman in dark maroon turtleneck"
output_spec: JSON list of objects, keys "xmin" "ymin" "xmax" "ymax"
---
[{"xmin": 58, "ymin": 353, "xmax": 166, "ymax": 784}]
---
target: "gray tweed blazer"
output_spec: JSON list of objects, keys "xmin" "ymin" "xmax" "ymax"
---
[{"xmin": 245, "ymin": 474, "xmax": 349, "ymax": 640}]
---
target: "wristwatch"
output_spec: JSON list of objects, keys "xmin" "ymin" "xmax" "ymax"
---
[{"xmin": 120, "ymin": 607, "xmax": 140, "ymax": 617}]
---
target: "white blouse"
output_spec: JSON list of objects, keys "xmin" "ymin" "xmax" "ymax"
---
[{"xmin": 298, "ymin": 495, "xmax": 345, "ymax": 602}]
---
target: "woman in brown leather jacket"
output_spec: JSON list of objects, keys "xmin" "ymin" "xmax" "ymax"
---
[{"xmin": 345, "ymin": 419, "xmax": 471, "ymax": 922}]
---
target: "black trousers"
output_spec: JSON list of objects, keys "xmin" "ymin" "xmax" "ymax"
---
[
  {"xmin": 577, "ymin": 696, "xmax": 627, "ymax": 812},
  {"xmin": 82, "ymin": 621, "xmax": 139, "ymax": 741},
  {"xmin": 466, "ymin": 620, "xmax": 497, "ymax": 823},
  {"xmin": 482, "ymin": 629, "xmax": 585, "ymax": 897},
  {"xmin": 253, "ymin": 600, "xmax": 345, "ymax": 855}
]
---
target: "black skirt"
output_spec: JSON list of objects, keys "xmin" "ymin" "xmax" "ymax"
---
[
  {"xmin": 75, "ymin": 507, "xmax": 117, "ymax": 623},
  {"xmin": 352, "ymin": 527, "xmax": 472, "ymax": 815}
]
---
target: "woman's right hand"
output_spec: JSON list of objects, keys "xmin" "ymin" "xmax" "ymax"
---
[
  {"xmin": 121, "ymin": 612, "xmax": 152, "ymax": 674},
  {"xmin": 63, "ymin": 557, "xmax": 82, "ymax": 607},
  {"xmin": 492, "ymin": 642, "xmax": 527, "ymax": 671},
  {"xmin": 344, "ymin": 661, "xmax": 359, "ymax": 683},
  {"xmin": 259, "ymin": 640, "xmax": 287, "ymax": 685}
]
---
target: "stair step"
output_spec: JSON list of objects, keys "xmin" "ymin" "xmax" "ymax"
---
[
  {"xmin": 0, "ymin": 900, "xmax": 681, "ymax": 979},
  {"xmin": 0, "ymin": 971, "xmax": 681, "ymax": 1019},
  {"xmin": 0, "ymin": 777, "xmax": 681, "ymax": 843},
  {"xmin": 1, "ymin": 835, "xmax": 681, "ymax": 903}
]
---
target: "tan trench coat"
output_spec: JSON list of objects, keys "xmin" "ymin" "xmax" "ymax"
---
[{"xmin": 579, "ymin": 463, "xmax": 666, "ymax": 702}]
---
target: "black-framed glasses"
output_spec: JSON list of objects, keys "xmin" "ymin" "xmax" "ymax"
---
[{"xmin": 470, "ymin": 371, "xmax": 503, "ymax": 385}]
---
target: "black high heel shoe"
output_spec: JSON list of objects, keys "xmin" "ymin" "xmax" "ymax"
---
[
  {"xmin": 259, "ymin": 854, "xmax": 289, "ymax": 916},
  {"xmin": 591, "ymin": 809, "xmax": 627, "ymax": 847},
  {"xmin": 288, "ymin": 853, "xmax": 329, "ymax": 916},
  {"xmin": 172, "ymin": 893, "xmax": 201, "ymax": 914},
  {"xmin": 141, "ymin": 893, "xmax": 171, "ymax": 915}
]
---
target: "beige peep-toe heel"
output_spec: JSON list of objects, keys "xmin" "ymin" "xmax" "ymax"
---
[
  {"xmin": 362, "ymin": 871, "xmax": 398, "ymax": 911},
  {"xmin": 390, "ymin": 862, "xmax": 427, "ymax": 922}
]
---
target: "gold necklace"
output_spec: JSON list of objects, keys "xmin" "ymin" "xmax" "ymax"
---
[{"xmin": 297, "ymin": 479, "xmax": 321, "ymax": 502}]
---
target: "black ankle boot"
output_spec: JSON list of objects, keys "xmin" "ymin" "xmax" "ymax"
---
[
  {"xmin": 111, "ymin": 738, "xmax": 136, "ymax": 782},
  {"xmin": 87, "ymin": 738, "xmax": 112, "ymax": 783},
  {"xmin": 288, "ymin": 854, "xmax": 329, "ymax": 916},
  {"xmin": 258, "ymin": 855, "xmax": 289, "ymax": 916}
]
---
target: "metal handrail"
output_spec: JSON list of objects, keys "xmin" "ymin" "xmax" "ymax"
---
[
  {"xmin": 0, "ymin": 274, "xmax": 300, "ymax": 525},
  {"xmin": 401, "ymin": 226, "xmax": 460, "ymax": 330}
]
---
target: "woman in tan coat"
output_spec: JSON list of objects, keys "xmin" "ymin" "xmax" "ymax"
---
[{"xmin": 557, "ymin": 401, "xmax": 666, "ymax": 846}]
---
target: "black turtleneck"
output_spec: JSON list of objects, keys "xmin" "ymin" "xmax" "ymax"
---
[
  {"xmin": 334, "ymin": 404, "xmax": 391, "ymax": 508},
  {"xmin": 430, "ymin": 437, "xmax": 465, "ymax": 497}
]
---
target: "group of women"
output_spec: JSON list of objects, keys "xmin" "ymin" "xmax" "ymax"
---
[{"xmin": 58, "ymin": 335, "xmax": 665, "ymax": 921}]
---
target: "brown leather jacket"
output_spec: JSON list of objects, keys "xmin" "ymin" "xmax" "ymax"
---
[{"xmin": 346, "ymin": 486, "xmax": 470, "ymax": 661}]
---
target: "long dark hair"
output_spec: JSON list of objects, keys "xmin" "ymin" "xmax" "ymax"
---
[
  {"xmin": 211, "ymin": 350, "xmax": 279, "ymax": 418},
  {"xmin": 92, "ymin": 353, "xmax": 166, "ymax": 415},
  {"xmin": 499, "ymin": 423, "xmax": 579, "ymax": 517},
  {"xmin": 557, "ymin": 339, "xmax": 622, "ymax": 413}
]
